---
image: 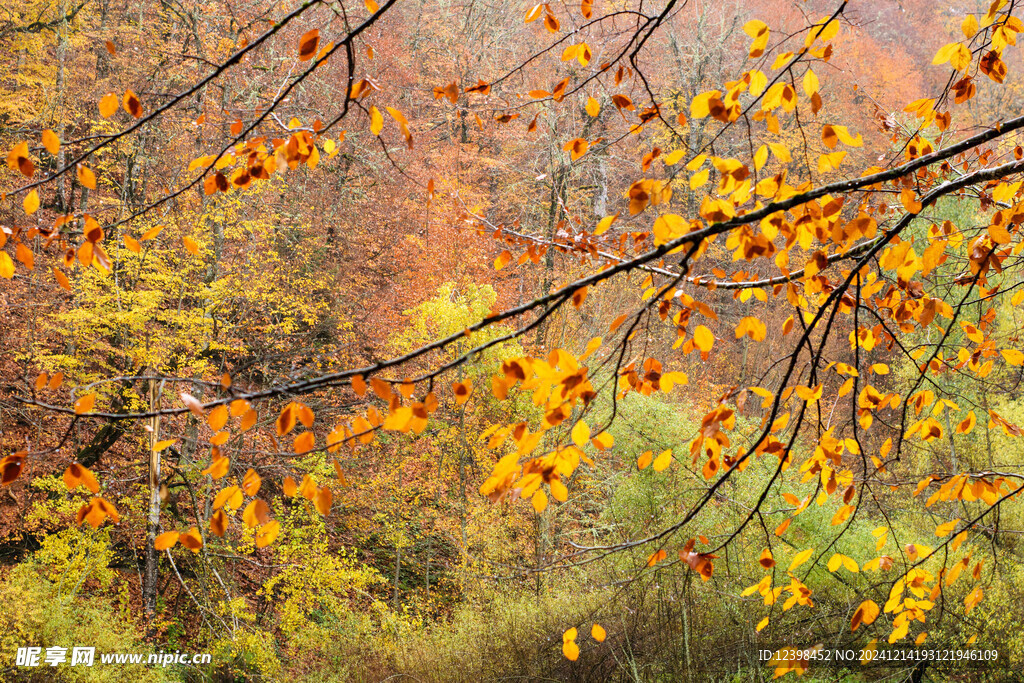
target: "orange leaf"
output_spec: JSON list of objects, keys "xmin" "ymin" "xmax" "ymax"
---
[
  {"xmin": 241, "ymin": 468, "xmax": 261, "ymax": 496},
  {"xmin": 123, "ymin": 90, "xmax": 142, "ymax": 118},
  {"xmin": 53, "ymin": 267, "xmax": 71, "ymax": 291},
  {"xmin": 293, "ymin": 431, "xmax": 316, "ymax": 454},
  {"xmin": 41, "ymin": 129, "xmax": 60, "ymax": 155},
  {"xmin": 179, "ymin": 527, "xmax": 203, "ymax": 552},
  {"xmin": 213, "ymin": 485, "xmax": 240, "ymax": 510},
  {"xmin": 75, "ymin": 393, "xmax": 96, "ymax": 414},
  {"xmin": 77, "ymin": 164, "xmax": 97, "ymax": 190},
  {"xmin": 298, "ymin": 29, "xmax": 320, "ymax": 61},
  {"xmin": 154, "ymin": 531, "xmax": 179, "ymax": 550},
  {"xmin": 210, "ymin": 509, "xmax": 228, "ymax": 537},
  {"xmin": 98, "ymin": 93, "xmax": 119, "ymax": 118},
  {"xmin": 201, "ymin": 455, "xmax": 229, "ymax": 479},
  {"xmin": 314, "ymin": 486, "xmax": 332, "ymax": 515},
  {"xmin": 242, "ymin": 499, "xmax": 270, "ymax": 527},
  {"xmin": 283, "ymin": 476, "xmax": 298, "ymax": 497},
  {"xmin": 63, "ymin": 463, "xmax": 100, "ymax": 493},
  {"xmin": 208, "ymin": 405, "xmax": 229, "ymax": 431}
]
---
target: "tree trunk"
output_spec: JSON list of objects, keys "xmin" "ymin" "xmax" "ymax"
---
[{"xmin": 143, "ymin": 379, "xmax": 162, "ymax": 631}]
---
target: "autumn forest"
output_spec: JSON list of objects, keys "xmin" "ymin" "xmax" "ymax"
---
[{"xmin": 1, "ymin": 0, "xmax": 1024, "ymax": 680}]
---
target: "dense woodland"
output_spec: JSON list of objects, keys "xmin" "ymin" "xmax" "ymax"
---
[{"xmin": 1, "ymin": 0, "xmax": 1024, "ymax": 680}]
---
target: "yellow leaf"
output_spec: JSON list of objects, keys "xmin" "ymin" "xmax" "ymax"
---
[
  {"xmin": 562, "ymin": 639, "xmax": 579, "ymax": 661},
  {"xmin": 935, "ymin": 518, "xmax": 959, "ymax": 537},
  {"xmin": 932, "ymin": 42, "xmax": 960, "ymax": 65},
  {"xmin": 743, "ymin": 19, "xmax": 768, "ymax": 38},
  {"xmin": 594, "ymin": 213, "xmax": 618, "ymax": 235},
  {"xmin": 693, "ymin": 325, "xmax": 714, "ymax": 353},
  {"xmin": 802, "ymin": 69, "xmax": 819, "ymax": 97},
  {"xmin": 652, "ymin": 449, "xmax": 672, "ymax": 472},
  {"xmin": 689, "ymin": 169, "xmax": 709, "ymax": 190},
  {"xmin": 183, "ymin": 236, "xmax": 200, "ymax": 255},
  {"xmin": 23, "ymin": 190, "xmax": 39, "ymax": 215},
  {"xmin": 789, "ymin": 547, "xmax": 813, "ymax": 571},
  {"xmin": 370, "ymin": 106, "xmax": 384, "ymax": 135},
  {"xmin": 690, "ymin": 90, "xmax": 721, "ymax": 119},
  {"xmin": 664, "ymin": 149, "xmax": 685, "ymax": 166},
  {"xmin": 591, "ymin": 624, "xmax": 606, "ymax": 642},
  {"xmin": 591, "ymin": 431, "xmax": 613, "ymax": 450},
  {"xmin": 753, "ymin": 145, "xmax": 768, "ymax": 171},
  {"xmin": 531, "ymin": 489, "xmax": 548, "ymax": 512},
  {"xmin": 255, "ymin": 519, "xmax": 279, "ymax": 547},
  {"xmin": 1001, "ymin": 349, "xmax": 1024, "ymax": 366},
  {"xmin": 962, "ymin": 14, "xmax": 979, "ymax": 38},
  {"xmin": 571, "ymin": 420, "xmax": 590, "ymax": 448},
  {"xmin": 0, "ymin": 253, "xmax": 14, "ymax": 279},
  {"xmin": 585, "ymin": 97, "xmax": 600, "ymax": 117},
  {"xmin": 153, "ymin": 439, "xmax": 177, "ymax": 453}
]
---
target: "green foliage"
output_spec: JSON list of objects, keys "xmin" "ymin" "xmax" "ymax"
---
[{"xmin": 0, "ymin": 564, "xmax": 168, "ymax": 682}]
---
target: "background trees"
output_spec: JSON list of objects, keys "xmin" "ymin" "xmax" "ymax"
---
[{"xmin": 2, "ymin": 0, "xmax": 1024, "ymax": 681}]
